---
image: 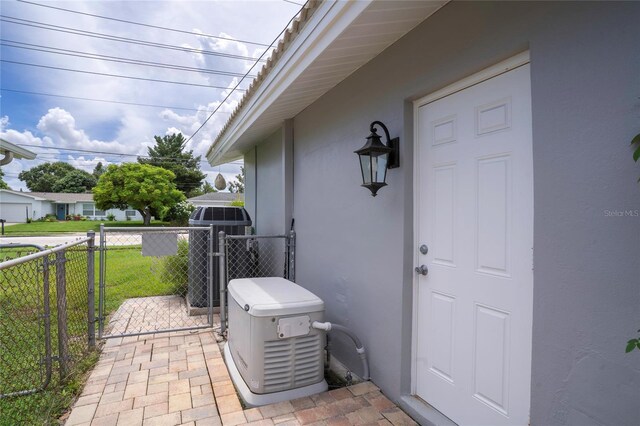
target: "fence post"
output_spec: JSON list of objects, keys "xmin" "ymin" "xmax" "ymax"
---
[
  {"xmin": 55, "ymin": 250, "xmax": 68, "ymax": 380},
  {"xmin": 289, "ymin": 230, "xmax": 296, "ymax": 282},
  {"xmin": 208, "ymin": 225, "xmax": 214, "ymax": 327},
  {"xmin": 87, "ymin": 231, "xmax": 96, "ymax": 348},
  {"xmin": 42, "ymin": 254, "xmax": 53, "ymax": 389},
  {"xmin": 98, "ymin": 224, "xmax": 105, "ymax": 338},
  {"xmin": 218, "ymin": 231, "xmax": 227, "ymax": 333}
]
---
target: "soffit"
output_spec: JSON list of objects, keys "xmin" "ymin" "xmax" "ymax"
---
[{"xmin": 207, "ymin": 0, "xmax": 447, "ymax": 165}]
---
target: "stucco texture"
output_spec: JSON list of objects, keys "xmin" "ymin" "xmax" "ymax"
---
[{"xmin": 285, "ymin": 2, "xmax": 640, "ymax": 425}]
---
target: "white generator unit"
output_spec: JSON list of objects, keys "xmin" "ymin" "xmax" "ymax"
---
[{"xmin": 224, "ymin": 277, "xmax": 328, "ymax": 406}]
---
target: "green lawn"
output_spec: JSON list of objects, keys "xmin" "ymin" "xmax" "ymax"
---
[
  {"xmin": 0, "ymin": 246, "xmax": 96, "ymax": 425},
  {"xmin": 3, "ymin": 220, "xmax": 170, "ymax": 236},
  {"xmin": 99, "ymin": 243, "xmax": 186, "ymax": 314},
  {"xmin": 0, "ymin": 242, "xmax": 187, "ymax": 424}
]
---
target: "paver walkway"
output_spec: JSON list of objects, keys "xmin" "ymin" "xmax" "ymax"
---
[
  {"xmin": 105, "ymin": 296, "xmax": 209, "ymax": 337},
  {"xmin": 64, "ymin": 329, "xmax": 417, "ymax": 426}
]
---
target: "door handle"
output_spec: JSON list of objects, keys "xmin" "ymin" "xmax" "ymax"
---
[{"xmin": 415, "ymin": 265, "xmax": 428, "ymax": 276}]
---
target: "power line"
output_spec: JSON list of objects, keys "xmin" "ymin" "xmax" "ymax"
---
[
  {"xmin": 0, "ymin": 88, "xmax": 232, "ymax": 113},
  {"xmin": 14, "ymin": 143, "xmax": 245, "ymax": 165},
  {"xmin": 186, "ymin": 1, "xmax": 310, "ymax": 146},
  {"xmin": 17, "ymin": 0, "xmax": 273, "ymax": 49},
  {"xmin": 283, "ymin": 0, "xmax": 305, "ymax": 6},
  {"xmin": 1, "ymin": 59, "xmax": 247, "ymax": 91},
  {"xmin": 0, "ymin": 16, "xmax": 267, "ymax": 63},
  {"xmin": 1, "ymin": 39, "xmax": 257, "ymax": 78}
]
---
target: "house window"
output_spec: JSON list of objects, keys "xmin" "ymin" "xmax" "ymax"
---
[
  {"xmin": 125, "ymin": 210, "xmax": 136, "ymax": 217},
  {"xmin": 83, "ymin": 203, "xmax": 105, "ymax": 216},
  {"xmin": 82, "ymin": 203, "xmax": 94, "ymax": 216}
]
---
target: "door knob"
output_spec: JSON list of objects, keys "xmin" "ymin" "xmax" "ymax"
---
[{"xmin": 415, "ymin": 265, "xmax": 428, "ymax": 276}]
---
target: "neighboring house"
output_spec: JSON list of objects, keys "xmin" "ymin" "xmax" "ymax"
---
[
  {"xmin": 207, "ymin": 2, "xmax": 639, "ymax": 425},
  {"xmin": 0, "ymin": 138, "xmax": 37, "ymax": 165},
  {"xmin": 0, "ymin": 189, "xmax": 143, "ymax": 222},
  {"xmin": 187, "ymin": 192, "xmax": 244, "ymax": 207}
]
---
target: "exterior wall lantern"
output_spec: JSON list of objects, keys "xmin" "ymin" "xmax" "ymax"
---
[{"xmin": 354, "ymin": 120, "xmax": 400, "ymax": 196}]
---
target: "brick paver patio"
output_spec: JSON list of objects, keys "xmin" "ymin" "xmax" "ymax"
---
[{"xmin": 64, "ymin": 325, "xmax": 417, "ymax": 425}]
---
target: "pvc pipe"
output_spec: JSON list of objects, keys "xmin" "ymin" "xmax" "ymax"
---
[{"xmin": 312, "ymin": 321, "xmax": 370, "ymax": 381}]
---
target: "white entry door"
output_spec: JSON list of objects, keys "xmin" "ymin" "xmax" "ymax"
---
[{"xmin": 414, "ymin": 61, "xmax": 533, "ymax": 425}]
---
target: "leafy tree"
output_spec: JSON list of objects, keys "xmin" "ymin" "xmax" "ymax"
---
[
  {"xmin": 0, "ymin": 168, "xmax": 10, "ymax": 189},
  {"xmin": 189, "ymin": 180, "xmax": 217, "ymax": 197},
  {"xmin": 93, "ymin": 163, "xmax": 184, "ymax": 225},
  {"xmin": 201, "ymin": 180, "xmax": 216, "ymax": 194},
  {"xmin": 93, "ymin": 162, "xmax": 105, "ymax": 179},
  {"xmin": 18, "ymin": 162, "xmax": 80, "ymax": 192},
  {"xmin": 138, "ymin": 133, "xmax": 205, "ymax": 198},
  {"xmin": 228, "ymin": 166, "xmax": 245, "ymax": 193},
  {"xmin": 51, "ymin": 169, "xmax": 97, "ymax": 193}
]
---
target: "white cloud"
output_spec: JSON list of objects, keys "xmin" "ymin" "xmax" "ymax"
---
[
  {"xmin": 0, "ymin": 116, "xmax": 9, "ymax": 131},
  {"xmin": 1, "ymin": 0, "xmax": 296, "ymax": 190},
  {"xmin": 66, "ymin": 156, "xmax": 111, "ymax": 173}
]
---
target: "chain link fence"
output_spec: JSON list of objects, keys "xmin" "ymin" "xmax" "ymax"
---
[
  {"xmin": 0, "ymin": 237, "xmax": 95, "ymax": 399},
  {"xmin": 0, "ymin": 226, "xmax": 296, "ymax": 402},
  {"xmin": 219, "ymin": 232, "xmax": 296, "ymax": 332},
  {"xmin": 98, "ymin": 227, "xmax": 214, "ymax": 339}
]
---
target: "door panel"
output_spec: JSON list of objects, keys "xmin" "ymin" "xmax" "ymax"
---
[{"xmin": 415, "ymin": 64, "xmax": 533, "ymax": 425}]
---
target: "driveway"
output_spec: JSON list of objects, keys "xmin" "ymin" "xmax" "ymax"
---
[{"xmin": 0, "ymin": 233, "xmax": 89, "ymax": 248}]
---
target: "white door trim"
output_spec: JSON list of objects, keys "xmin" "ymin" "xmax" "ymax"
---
[
  {"xmin": 410, "ymin": 51, "xmax": 531, "ymax": 396},
  {"xmin": 414, "ymin": 51, "xmax": 530, "ymax": 109}
]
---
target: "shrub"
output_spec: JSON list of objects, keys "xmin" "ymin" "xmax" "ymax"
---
[
  {"xmin": 26, "ymin": 217, "xmax": 32, "ymax": 223},
  {"xmin": 163, "ymin": 201, "xmax": 195, "ymax": 226},
  {"xmin": 107, "ymin": 213, "xmax": 116, "ymax": 222},
  {"xmin": 161, "ymin": 239, "xmax": 189, "ymax": 295},
  {"xmin": 230, "ymin": 198, "xmax": 245, "ymax": 207}
]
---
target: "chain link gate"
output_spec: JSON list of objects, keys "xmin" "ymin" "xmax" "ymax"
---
[
  {"xmin": 98, "ymin": 226, "xmax": 296, "ymax": 338},
  {"xmin": 98, "ymin": 226, "xmax": 215, "ymax": 339}
]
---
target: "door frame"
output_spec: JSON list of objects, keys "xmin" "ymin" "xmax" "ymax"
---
[{"xmin": 410, "ymin": 51, "xmax": 531, "ymax": 398}]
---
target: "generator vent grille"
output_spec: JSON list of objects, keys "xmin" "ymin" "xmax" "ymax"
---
[{"xmin": 263, "ymin": 334, "xmax": 323, "ymax": 393}]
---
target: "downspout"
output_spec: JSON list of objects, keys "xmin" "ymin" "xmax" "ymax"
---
[{"xmin": 0, "ymin": 151, "xmax": 14, "ymax": 166}]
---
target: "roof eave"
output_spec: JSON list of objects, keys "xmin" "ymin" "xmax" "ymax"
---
[
  {"xmin": 0, "ymin": 138, "xmax": 37, "ymax": 160},
  {"xmin": 207, "ymin": 1, "xmax": 449, "ymax": 166},
  {"xmin": 207, "ymin": 0, "xmax": 372, "ymax": 165}
]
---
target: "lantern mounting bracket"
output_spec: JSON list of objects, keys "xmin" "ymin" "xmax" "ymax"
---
[{"xmin": 369, "ymin": 121, "xmax": 399, "ymax": 169}]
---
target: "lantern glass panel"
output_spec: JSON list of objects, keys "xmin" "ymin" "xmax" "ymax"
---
[
  {"xmin": 374, "ymin": 152, "xmax": 388, "ymax": 183},
  {"xmin": 360, "ymin": 154, "xmax": 372, "ymax": 184}
]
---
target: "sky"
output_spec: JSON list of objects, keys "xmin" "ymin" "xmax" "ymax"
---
[{"xmin": 0, "ymin": 0, "xmax": 303, "ymax": 191}]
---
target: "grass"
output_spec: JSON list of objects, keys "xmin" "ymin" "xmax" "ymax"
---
[
  {"xmin": 3, "ymin": 220, "xmax": 171, "ymax": 236},
  {"xmin": 0, "ymin": 246, "xmax": 98, "ymax": 425},
  {"xmin": 0, "ymin": 242, "xmax": 187, "ymax": 424},
  {"xmin": 0, "ymin": 351, "xmax": 99, "ymax": 426},
  {"xmin": 100, "ymin": 244, "xmax": 186, "ymax": 313}
]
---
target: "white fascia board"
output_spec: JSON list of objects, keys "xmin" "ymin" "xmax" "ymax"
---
[
  {"xmin": 208, "ymin": 0, "xmax": 373, "ymax": 165},
  {"xmin": 0, "ymin": 138, "xmax": 37, "ymax": 160}
]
